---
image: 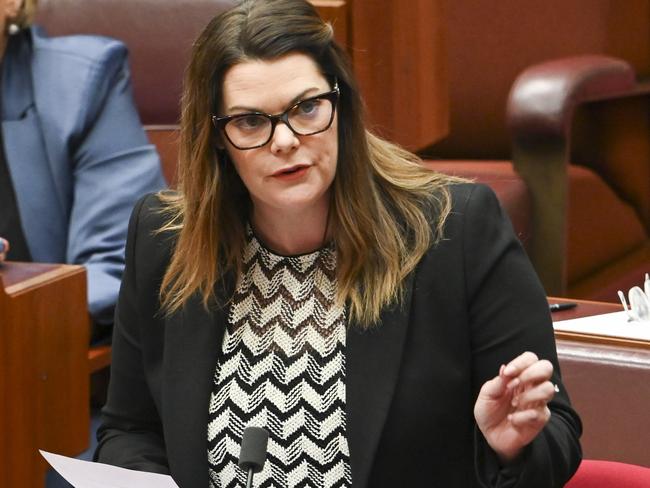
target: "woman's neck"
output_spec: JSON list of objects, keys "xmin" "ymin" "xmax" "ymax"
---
[{"xmin": 251, "ymin": 198, "xmax": 331, "ymax": 256}]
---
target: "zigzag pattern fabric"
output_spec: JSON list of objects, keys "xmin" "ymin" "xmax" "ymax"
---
[{"xmin": 207, "ymin": 229, "xmax": 352, "ymax": 488}]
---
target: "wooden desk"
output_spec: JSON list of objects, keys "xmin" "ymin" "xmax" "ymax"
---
[
  {"xmin": 550, "ymin": 298, "xmax": 650, "ymax": 467},
  {"xmin": 1, "ymin": 262, "xmax": 90, "ymax": 488}
]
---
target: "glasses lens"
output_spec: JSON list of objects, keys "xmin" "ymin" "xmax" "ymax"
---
[
  {"xmin": 219, "ymin": 92, "xmax": 336, "ymax": 149},
  {"xmin": 224, "ymin": 114, "xmax": 272, "ymax": 149},
  {"xmin": 287, "ymin": 97, "xmax": 334, "ymax": 135}
]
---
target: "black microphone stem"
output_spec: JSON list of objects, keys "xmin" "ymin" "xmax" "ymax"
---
[{"xmin": 239, "ymin": 426, "xmax": 269, "ymax": 488}]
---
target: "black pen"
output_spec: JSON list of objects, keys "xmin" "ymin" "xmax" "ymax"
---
[{"xmin": 549, "ymin": 302, "xmax": 577, "ymax": 312}]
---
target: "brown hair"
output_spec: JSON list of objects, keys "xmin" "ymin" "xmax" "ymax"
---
[{"xmin": 159, "ymin": 0, "xmax": 458, "ymax": 327}]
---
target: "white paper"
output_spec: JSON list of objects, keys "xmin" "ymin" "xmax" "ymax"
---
[
  {"xmin": 553, "ymin": 311, "xmax": 650, "ymax": 342},
  {"xmin": 40, "ymin": 450, "xmax": 180, "ymax": 488}
]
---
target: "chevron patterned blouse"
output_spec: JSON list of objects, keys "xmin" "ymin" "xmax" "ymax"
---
[{"xmin": 207, "ymin": 228, "xmax": 352, "ymax": 488}]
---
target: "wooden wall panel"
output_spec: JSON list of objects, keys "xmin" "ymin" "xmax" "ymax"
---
[
  {"xmin": 605, "ymin": 0, "xmax": 650, "ymax": 77},
  {"xmin": 350, "ymin": 0, "xmax": 449, "ymax": 151}
]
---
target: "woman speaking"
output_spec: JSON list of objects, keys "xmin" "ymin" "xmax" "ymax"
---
[{"xmin": 95, "ymin": 1, "xmax": 582, "ymax": 486}]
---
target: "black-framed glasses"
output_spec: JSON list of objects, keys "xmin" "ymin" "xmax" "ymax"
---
[{"xmin": 212, "ymin": 82, "xmax": 339, "ymax": 150}]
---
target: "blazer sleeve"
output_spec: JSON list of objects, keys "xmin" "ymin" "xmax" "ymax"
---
[
  {"xmin": 458, "ymin": 185, "xmax": 582, "ymax": 487},
  {"xmin": 94, "ymin": 194, "xmax": 170, "ymax": 473},
  {"xmin": 64, "ymin": 41, "xmax": 166, "ymax": 325}
]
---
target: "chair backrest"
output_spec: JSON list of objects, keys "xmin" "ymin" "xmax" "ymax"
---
[{"xmin": 565, "ymin": 460, "xmax": 650, "ymax": 488}]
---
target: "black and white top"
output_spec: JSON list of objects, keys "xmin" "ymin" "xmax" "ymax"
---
[{"xmin": 207, "ymin": 228, "xmax": 352, "ymax": 488}]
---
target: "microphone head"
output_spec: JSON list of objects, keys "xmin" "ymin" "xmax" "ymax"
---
[{"xmin": 238, "ymin": 426, "xmax": 269, "ymax": 473}]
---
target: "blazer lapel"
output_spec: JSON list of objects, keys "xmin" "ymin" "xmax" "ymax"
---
[
  {"xmin": 162, "ymin": 291, "xmax": 229, "ymax": 488},
  {"xmin": 346, "ymin": 272, "xmax": 414, "ymax": 488}
]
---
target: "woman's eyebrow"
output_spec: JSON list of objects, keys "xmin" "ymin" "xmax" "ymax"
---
[{"xmin": 227, "ymin": 86, "xmax": 322, "ymax": 114}]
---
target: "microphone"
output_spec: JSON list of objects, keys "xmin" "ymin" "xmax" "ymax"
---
[{"xmin": 238, "ymin": 426, "xmax": 269, "ymax": 488}]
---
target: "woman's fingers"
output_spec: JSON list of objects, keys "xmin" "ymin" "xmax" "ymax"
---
[
  {"xmin": 502, "ymin": 351, "xmax": 539, "ymax": 377},
  {"xmin": 504, "ymin": 356, "xmax": 554, "ymax": 389},
  {"xmin": 508, "ymin": 405, "xmax": 551, "ymax": 428},
  {"xmin": 480, "ymin": 372, "xmax": 508, "ymax": 398},
  {"xmin": 501, "ymin": 354, "xmax": 557, "ymax": 411},
  {"xmin": 516, "ymin": 359, "xmax": 554, "ymax": 384},
  {"xmin": 511, "ymin": 380, "xmax": 556, "ymax": 408}
]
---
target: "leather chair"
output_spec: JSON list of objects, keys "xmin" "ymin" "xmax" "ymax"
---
[
  {"xmin": 422, "ymin": 0, "xmax": 650, "ymax": 301},
  {"xmin": 508, "ymin": 56, "xmax": 650, "ymax": 301},
  {"xmin": 565, "ymin": 460, "xmax": 650, "ymax": 487}
]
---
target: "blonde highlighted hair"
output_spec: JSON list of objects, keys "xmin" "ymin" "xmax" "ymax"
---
[{"xmin": 159, "ymin": 0, "xmax": 459, "ymax": 327}]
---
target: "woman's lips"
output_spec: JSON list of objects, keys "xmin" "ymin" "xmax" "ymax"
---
[{"xmin": 271, "ymin": 164, "xmax": 311, "ymax": 180}]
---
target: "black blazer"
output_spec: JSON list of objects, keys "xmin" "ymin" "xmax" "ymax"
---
[{"xmin": 95, "ymin": 183, "xmax": 581, "ymax": 487}]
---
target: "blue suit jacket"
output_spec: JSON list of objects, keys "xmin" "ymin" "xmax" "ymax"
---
[{"xmin": 1, "ymin": 27, "xmax": 166, "ymax": 324}]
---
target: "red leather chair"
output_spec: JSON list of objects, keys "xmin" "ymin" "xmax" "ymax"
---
[
  {"xmin": 422, "ymin": 0, "xmax": 650, "ymax": 301},
  {"xmin": 508, "ymin": 56, "xmax": 650, "ymax": 301},
  {"xmin": 566, "ymin": 460, "xmax": 650, "ymax": 488}
]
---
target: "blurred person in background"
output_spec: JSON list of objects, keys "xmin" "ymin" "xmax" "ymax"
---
[{"xmin": 0, "ymin": 0, "xmax": 166, "ymax": 338}]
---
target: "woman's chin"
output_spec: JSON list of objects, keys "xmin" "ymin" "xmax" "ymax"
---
[{"xmin": 255, "ymin": 190, "xmax": 331, "ymax": 217}]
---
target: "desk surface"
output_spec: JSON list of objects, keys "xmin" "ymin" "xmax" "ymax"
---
[
  {"xmin": 1, "ymin": 261, "xmax": 84, "ymax": 295},
  {"xmin": 549, "ymin": 297, "xmax": 650, "ymax": 351},
  {"xmin": 549, "ymin": 296, "xmax": 621, "ymax": 320}
]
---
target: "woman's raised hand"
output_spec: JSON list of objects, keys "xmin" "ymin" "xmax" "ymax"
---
[{"xmin": 474, "ymin": 351, "xmax": 557, "ymax": 464}]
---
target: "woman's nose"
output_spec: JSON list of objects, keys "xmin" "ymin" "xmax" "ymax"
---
[{"xmin": 270, "ymin": 122, "xmax": 299, "ymax": 153}]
